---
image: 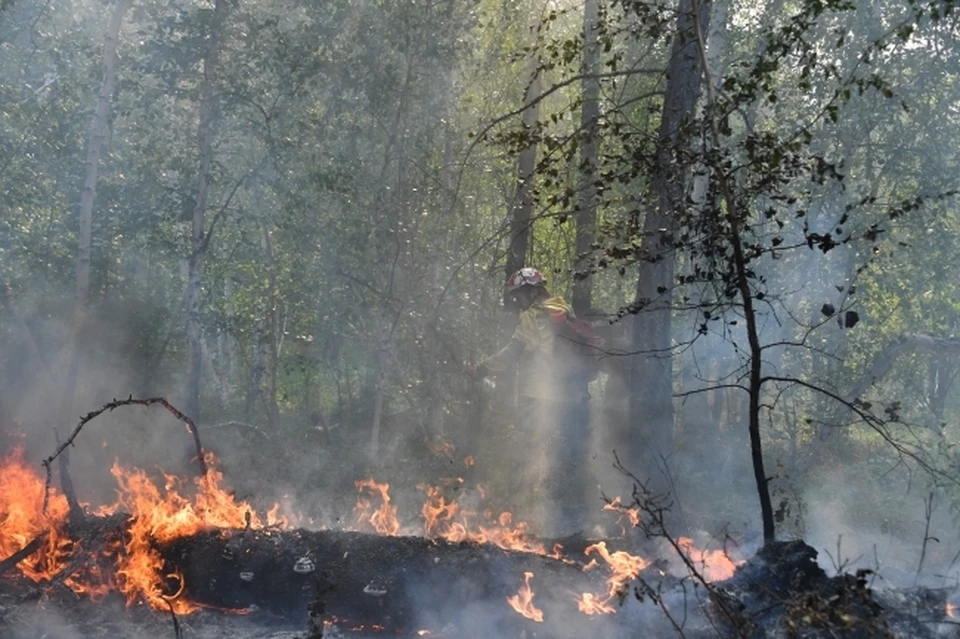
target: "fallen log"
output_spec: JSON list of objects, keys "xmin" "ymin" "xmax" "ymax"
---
[{"xmin": 160, "ymin": 527, "xmax": 616, "ymax": 634}]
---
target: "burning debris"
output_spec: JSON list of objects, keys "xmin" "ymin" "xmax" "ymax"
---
[
  {"xmin": 706, "ymin": 540, "xmax": 953, "ymax": 638},
  {"xmin": 0, "ymin": 399, "xmax": 955, "ymax": 638}
]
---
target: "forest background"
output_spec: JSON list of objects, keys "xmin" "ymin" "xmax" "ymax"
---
[{"xmin": 1, "ymin": 0, "xmax": 959, "ymax": 584}]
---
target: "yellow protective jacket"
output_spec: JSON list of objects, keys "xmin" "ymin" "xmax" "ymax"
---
[{"xmin": 480, "ymin": 297, "xmax": 588, "ymax": 401}]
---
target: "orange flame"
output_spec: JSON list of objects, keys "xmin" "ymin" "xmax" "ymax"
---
[
  {"xmin": 947, "ymin": 602, "xmax": 956, "ymax": 618},
  {"xmin": 677, "ymin": 537, "xmax": 740, "ymax": 582},
  {"xmin": 354, "ymin": 478, "xmax": 400, "ymax": 536},
  {"xmin": 603, "ymin": 496, "xmax": 640, "ymax": 535},
  {"xmin": 102, "ymin": 452, "xmax": 289, "ymax": 613},
  {"xmin": 576, "ymin": 542, "xmax": 648, "ymax": 615},
  {"xmin": 0, "ymin": 447, "xmax": 71, "ymax": 583},
  {"xmin": 418, "ymin": 484, "xmax": 553, "ymax": 555},
  {"xmin": 1, "ymin": 447, "xmax": 290, "ymax": 614},
  {"xmin": 507, "ymin": 571, "xmax": 544, "ymax": 622},
  {"xmin": 576, "ymin": 591, "xmax": 616, "ymax": 615}
]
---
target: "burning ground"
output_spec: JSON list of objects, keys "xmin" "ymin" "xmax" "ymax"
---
[
  {"xmin": 2, "ymin": 427, "xmax": 958, "ymax": 639},
  {"xmin": 0, "ymin": 434, "xmax": 749, "ymax": 638}
]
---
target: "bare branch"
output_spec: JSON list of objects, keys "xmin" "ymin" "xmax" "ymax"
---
[{"xmin": 42, "ymin": 397, "xmax": 207, "ymax": 513}]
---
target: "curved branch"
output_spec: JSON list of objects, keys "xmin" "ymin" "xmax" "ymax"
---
[
  {"xmin": 844, "ymin": 333, "xmax": 960, "ymax": 402},
  {"xmin": 42, "ymin": 397, "xmax": 207, "ymax": 513}
]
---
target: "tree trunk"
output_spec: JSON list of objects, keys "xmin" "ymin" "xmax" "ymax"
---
[
  {"xmin": 626, "ymin": 0, "xmax": 710, "ymax": 482},
  {"xmin": 496, "ymin": 47, "xmax": 542, "ymax": 418},
  {"xmin": 369, "ymin": 311, "xmax": 387, "ymax": 460},
  {"xmin": 571, "ymin": 0, "xmax": 600, "ymax": 318},
  {"xmin": 505, "ymin": 52, "xmax": 541, "ymax": 281},
  {"xmin": 185, "ymin": 0, "xmax": 227, "ymax": 426},
  {"xmin": 262, "ymin": 227, "xmax": 280, "ymax": 429},
  {"xmin": 60, "ymin": 0, "xmax": 132, "ymax": 419}
]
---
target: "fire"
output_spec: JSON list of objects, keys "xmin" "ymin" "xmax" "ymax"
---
[
  {"xmin": 418, "ymin": 484, "xmax": 553, "ymax": 555},
  {"xmin": 507, "ymin": 571, "xmax": 544, "ymax": 622},
  {"xmin": 354, "ymin": 478, "xmax": 401, "ymax": 536},
  {"xmin": 1, "ymin": 447, "xmax": 289, "ymax": 614},
  {"xmin": 2, "ymin": 441, "xmax": 741, "ymax": 625},
  {"xmin": 576, "ymin": 541, "xmax": 648, "ymax": 615},
  {"xmin": 576, "ymin": 591, "xmax": 616, "ymax": 615},
  {"xmin": 102, "ymin": 452, "xmax": 290, "ymax": 613},
  {"xmin": 947, "ymin": 602, "xmax": 957, "ymax": 618},
  {"xmin": 0, "ymin": 446, "xmax": 71, "ymax": 583},
  {"xmin": 677, "ymin": 537, "xmax": 740, "ymax": 582},
  {"xmin": 603, "ymin": 496, "xmax": 640, "ymax": 535}
]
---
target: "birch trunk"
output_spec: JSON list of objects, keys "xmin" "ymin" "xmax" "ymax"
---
[
  {"xmin": 263, "ymin": 227, "xmax": 280, "ymax": 429},
  {"xmin": 184, "ymin": 0, "xmax": 227, "ymax": 426},
  {"xmin": 626, "ymin": 0, "xmax": 710, "ymax": 481},
  {"xmin": 61, "ymin": 0, "xmax": 132, "ymax": 416}
]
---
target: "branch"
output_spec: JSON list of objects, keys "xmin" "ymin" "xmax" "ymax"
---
[
  {"xmin": 42, "ymin": 397, "xmax": 207, "ymax": 513},
  {"xmin": 761, "ymin": 375, "xmax": 957, "ymax": 487},
  {"xmin": 0, "ymin": 534, "xmax": 46, "ymax": 577},
  {"xmin": 198, "ymin": 173, "xmax": 246, "ymax": 257},
  {"xmin": 844, "ymin": 333, "xmax": 960, "ymax": 403}
]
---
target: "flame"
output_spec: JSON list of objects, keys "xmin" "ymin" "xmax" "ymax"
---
[
  {"xmin": 103, "ymin": 452, "xmax": 290, "ymax": 613},
  {"xmin": 947, "ymin": 602, "xmax": 957, "ymax": 618},
  {"xmin": 418, "ymin": 484, "xmax": 552, "ymax": 555},
  {"xmin": 576, "ymin": 591, "xmax": 616, "ymax": 615},
  {"xmin": 507, "ymin": 571, "xmax": 544, "ymax": 622},
  {"xmin": 576, "ymin": 541, "xmax": 648, "ymax": 615},
  {"xmin": 1, "ymin": 447, "xmax": 289, "ymax": 614},
  {"xmin": 2, "ymin": 441, "xmax": 742, "ymax": 626},
  {"xmin": 0, "ymin": 446, "xmax": 72, "ymax": 582},
  {"xmin": 354, "ymin": 478, "xmax": 400, "ymax": 536},
  {"xmin": 677, "ymin": 537, "xmax": 740, "ymax": 582},
  {"xmin": 603, "ymin": 496, "xmax": 640, "ymax": 535}
]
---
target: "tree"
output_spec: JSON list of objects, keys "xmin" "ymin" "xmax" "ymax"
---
[
  {"xmin": 184, "ymin": 0, "xmax": 228, "ymax": 426},
  {"xmin": 571, "ymin": 0, "xmax": 601, "ymax": 318},
  {"xmin": 61, "ymin": 0, "xmax": 133, "ymax": 417},
  {"xmin": 627, "ymin": 0, "xmax": 710, "ymax": 484}
]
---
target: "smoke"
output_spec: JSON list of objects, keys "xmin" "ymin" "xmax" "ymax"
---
[{"xmin": 6, "ymin": 608, "xmax": 87, "ymax": 639}]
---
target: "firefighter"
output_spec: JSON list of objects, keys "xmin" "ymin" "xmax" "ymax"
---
[{"xmin": 467, "ymin": 267, "xmax": 593, "ymax": 536}]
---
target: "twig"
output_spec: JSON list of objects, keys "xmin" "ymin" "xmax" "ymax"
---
[
  {"xmin": 207, "ymin": 420, "xmax": 270, "ymax": 440},
  {"xmin": 610, "ymin": 452, "xmax": 747, "ymax": 636},
  {"xmin": 0, "ymin": 533, "xmax": 46, "ymax": 577},
  {"xmin": 55, "ymin": 429, "xmax": 84, "ymax": 527},
  {"xmin": 915, "ymin": 491, "xmax": 938, "ymax": 585},
  {"xmin": 42, "ymin": 397, "xmax": 206, "ymax": 513},
  {"xmin": 166, "ymin": 599, "xmax": 184, "ymax": 639}
]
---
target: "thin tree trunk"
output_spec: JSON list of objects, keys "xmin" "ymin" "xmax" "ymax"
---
[
  {"xmin": 505, "ymin": 52, "xmax": 541, "ymax": 280},
  {"xmin": 185, "ymin": 0, "xmax": 227, "ymax": 426},
  {"xmin": 497, "ymin": 47, "xmax": 541, "ymax": 417},
  {"xmin": 263, "ymin": 227, "xmax": 279, "ymax": 429},
  {"xmin": 370, "ymin": 312, "xmax": 387, "ymax": 460},
  {"xmin": 61, "ymin": 0, "xmax": 132, "ymax": 416},
  {"xmin": 572, "ymin": 0, "xmax": 600, "ymax": 317},
  {"xmin": 627, "ymin": 0, "xmax": 710, "ymax": 481},
  {"xmin": 729, "ymin": 214, "xmax": 775, "ymax": 543}
]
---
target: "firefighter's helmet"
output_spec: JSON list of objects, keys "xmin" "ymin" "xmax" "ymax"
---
[{"xmin": 505, "ymin": 267, "xmax": 546, "ymax": 294}]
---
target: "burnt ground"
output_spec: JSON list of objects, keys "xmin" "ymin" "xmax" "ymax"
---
[{"xmin": 3, "ymin": 537, "xmax": 960, "ymax": 638}]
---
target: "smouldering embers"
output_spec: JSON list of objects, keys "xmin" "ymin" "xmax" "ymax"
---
[{"xmin": 1, "ymin": 445, "xmax": 742, "ymax": 622}]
